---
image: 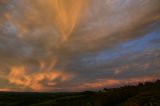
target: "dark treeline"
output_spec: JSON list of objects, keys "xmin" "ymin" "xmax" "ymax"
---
[{"xmin": 0, "ymin": 80, "xmax": 160, "ymax": 106}]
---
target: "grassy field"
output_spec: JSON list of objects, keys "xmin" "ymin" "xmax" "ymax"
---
[{"xmin": 0, "ymin": 80, "xmax": 160, "ymax": 106}]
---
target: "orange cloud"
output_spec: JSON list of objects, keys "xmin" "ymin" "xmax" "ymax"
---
[
  {"xmin": 0, "ymin": 88, "xmax": 11, "ymax": 92},
  {"xmin": 73, "ymin": 76, "xmax": 159, "ymax": 91},
  {"xmin": 52, "ymin": 0, "xmax": 89, "ymax": 42},
  {"xmin": 7, "ymin": 66, "xmax": 73, "ymax": 92}
]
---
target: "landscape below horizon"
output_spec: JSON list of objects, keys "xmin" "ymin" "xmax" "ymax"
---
[
  {"xmin": 0, "ymin": 0, "xmax": 160, "ymax": 105},
  {"xmin": 0, "ymin": 80, "xmax": 160, "ymax": 106}
]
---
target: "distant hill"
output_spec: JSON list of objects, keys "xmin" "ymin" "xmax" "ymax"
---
[{"xmin": 0, "ymin": 80, "xmax": 160, "ymax": 106}]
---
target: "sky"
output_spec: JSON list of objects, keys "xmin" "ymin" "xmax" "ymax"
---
[{"xmin": 0, "ymin": 0, "xmax": 160, "ymax": 92}]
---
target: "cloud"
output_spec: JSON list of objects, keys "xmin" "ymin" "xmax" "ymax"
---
[
  {"xmin": 0, "ymin": 0, "xmax": 159, "ymax": 91},
  {"xmin": 7, "ymin": 63, "xmax": 73, "ymax": 92},
  {"xmin": 54, "ymin": 76, "xmax": 159, "ymax": 91}
]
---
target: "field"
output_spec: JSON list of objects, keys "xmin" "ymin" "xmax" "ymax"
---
[{"xmin": 0, "ymin": 80, "xmax": 160, "ymax": 106}]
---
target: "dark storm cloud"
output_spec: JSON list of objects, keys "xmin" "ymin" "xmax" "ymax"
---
[{"xmin": 0, "ymin": 0, "xmax": 159, "ymax": 91}]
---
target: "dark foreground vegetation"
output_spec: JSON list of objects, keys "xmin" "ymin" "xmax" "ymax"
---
[{"xmin": 0, "ymin": 80, "xmax": 160, "ymax": 106}]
